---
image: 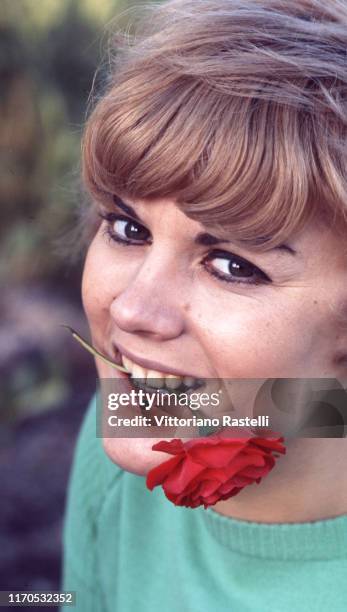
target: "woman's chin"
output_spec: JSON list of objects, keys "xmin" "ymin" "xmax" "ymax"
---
[{"xmin": 102, "ymin": 436, "xmax": 175, "ymax": 476}]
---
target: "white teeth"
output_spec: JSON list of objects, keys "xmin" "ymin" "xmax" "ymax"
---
[
  {"xmin": 146, "ymin": 371, "xmax": 165, "ymax": 388},
  {"xmin": 146, "ymin": 369, "xmax": 165, "ymax": 379},
  {"xmin": 132, "ymin": 364, "xmax": 147, "ymax": 379},
  {"xmin": 122, "ymin": 356, "xmax": 133, "ymax": 374},
  {"xmin": 120, "ymin": 353, "xmax": 196, "ymax": 389},
  {"xmin": 164, "ymin": 375, "xmax": 181, "ymax": 389}
]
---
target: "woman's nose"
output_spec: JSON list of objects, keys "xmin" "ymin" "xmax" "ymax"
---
[{"xmin": 109, "ymin": 256, "xmax": 186, "ymax": 340}]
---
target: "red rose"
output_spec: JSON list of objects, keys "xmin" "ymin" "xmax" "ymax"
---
[{"xmin": 146, "ymin": 434, "xmax": 286, "ymax": 509}]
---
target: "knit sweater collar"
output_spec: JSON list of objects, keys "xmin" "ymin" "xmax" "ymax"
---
[{"xmin": 199, "ymin": 507, "xmax": 347, "ymax": 560}]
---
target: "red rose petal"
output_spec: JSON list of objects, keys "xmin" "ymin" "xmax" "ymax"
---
[
  {"xmin": 151, "ymin": 439, "xmax": 185, "ymax": 455},
  {"xmin": 146, "ymin": 455, "xmax": 182, "ymax": 490},
  {"xmin": 187, "ymin": 441, "xmax": 247, "ymax": 468},
  {"xmin": 146, "ymin": 433, "xmax": 286, "ymax": 509},
  {"xmin": 195, "ymin": 479, "xmax": 220, "ymax": 498},
  {"xmin": 162, "ymin": 456, "xmax": 206, "ymax": 494}
]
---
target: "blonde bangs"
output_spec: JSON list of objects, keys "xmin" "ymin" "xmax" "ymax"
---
[{"xmin": 82, "ymin": 0, "xmax": 347, "ymax": 250}]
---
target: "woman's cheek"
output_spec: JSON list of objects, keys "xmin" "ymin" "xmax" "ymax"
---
[
  {"xmin": 81, "ymin": 238, "xmax": 103, "ymax": 319},
  {"xmin": 82, "ymin": 238, "xmax": 117, "ymax": 325},
  {"xmin": 191, "ymin": 292, "xmax": 307, "ymax": 377},
  {"xmin": 189, "ymin": 293, "xmax": 279, "ymax": 376}
]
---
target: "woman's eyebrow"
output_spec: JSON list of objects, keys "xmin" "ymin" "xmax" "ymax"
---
[
  {"xmin": 194, "ymin": 232, "xmax": 297, "ymax": 256},
  {"xmin": 113, "ymin": 195, "xmax": 140, "ymax": 220},
  {"xmin": 112, "ymin": 195, "xmax": 296, "ymax": 256}
]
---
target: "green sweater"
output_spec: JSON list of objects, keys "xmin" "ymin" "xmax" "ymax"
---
[{"xmin": 61, "ymin": 395, "xmax": 347, "ymax": 612}]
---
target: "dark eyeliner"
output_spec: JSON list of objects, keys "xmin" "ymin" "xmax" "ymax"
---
[
  {"xmin": 99, "ymin": 209, "xmax": 270, "ymax": 286},
  {"xmin": 99, "ymin": 211, "xmax": 131, "ymax": 246},
  {"xmin": 98, "ymin": 210, "xmax": 152, "ymax": 246},
  {"xmin": 202, "ymin": 249, "xmax": 272, "ymax": 286}
]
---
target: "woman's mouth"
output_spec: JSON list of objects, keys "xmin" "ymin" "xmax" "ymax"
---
[
  {"xmin": 64, "ymin": 327, "xmax": 206, "ymax": 431},
  {"xmin": 104, "ymin": 344, "xmax": 208, "ymax": 433},
  {"xmin": 111, "ymin": 343, "xmax": 204, "ymax": 395}
]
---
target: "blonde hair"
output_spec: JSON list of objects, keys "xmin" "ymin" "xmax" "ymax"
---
[{"xmin": 82, "ymin": 0, "xmax": 347, "ymax": 250}]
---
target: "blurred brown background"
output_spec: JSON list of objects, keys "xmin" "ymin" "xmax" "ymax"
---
[{"xmin": 0, "ymin": 0, "xmax": 152, "ymax": 604}]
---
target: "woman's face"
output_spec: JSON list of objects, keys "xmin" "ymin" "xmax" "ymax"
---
[{"xmin": 82, "ymin": 196, "xmax": 347, "ymax": 475}]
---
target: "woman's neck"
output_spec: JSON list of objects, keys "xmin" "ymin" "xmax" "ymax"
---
[{"xmin": 212, "ymin": 438, "xmax": 347, "ymax": 523}]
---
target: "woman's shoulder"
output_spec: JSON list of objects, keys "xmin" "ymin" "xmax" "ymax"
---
[
  {"xmin": 61, "ymin": 393, "xmax": 126, "ymax": 608},
  {"xmin": 65, "ymin": 392, "xmax": 124, "ymax": 524}
]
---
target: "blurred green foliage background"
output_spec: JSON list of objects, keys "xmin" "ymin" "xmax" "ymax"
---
[
  {"xmin": 0, "ymin": 0, "xmax": 155, "ymax": 421},
  {"xmin": 1, "ymin": 0, "xmax": 150, "ymax": 286},
  {"xmin": 1, "ymin": 0, "xmax": 157, "ymax": 593}
]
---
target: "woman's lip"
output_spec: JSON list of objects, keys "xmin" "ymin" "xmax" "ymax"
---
[{"xmin": 111, "ymin": 340, "xmax": 201, "ymax": 379}]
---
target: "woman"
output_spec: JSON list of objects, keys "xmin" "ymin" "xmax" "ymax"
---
[{"xmin": 61, "ymin": 1, "xmax": 347, "ymax": 610}]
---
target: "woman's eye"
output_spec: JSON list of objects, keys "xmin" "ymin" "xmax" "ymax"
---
[
  {"xmin": 99, "ymin": 212, "xmax": 269, "ymax": 285},
  {"xmin": 204, "ymin": 250, "xmax": 271, "ymax": 285},
  {"xmin": 99, "ymin": 212, "xmax": 151, "ymax": 245}
]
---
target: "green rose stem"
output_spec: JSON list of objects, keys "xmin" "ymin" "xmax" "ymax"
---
[{"xmin": 61, "ymin": 325, "xmax": 128, "ymax": 373}]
